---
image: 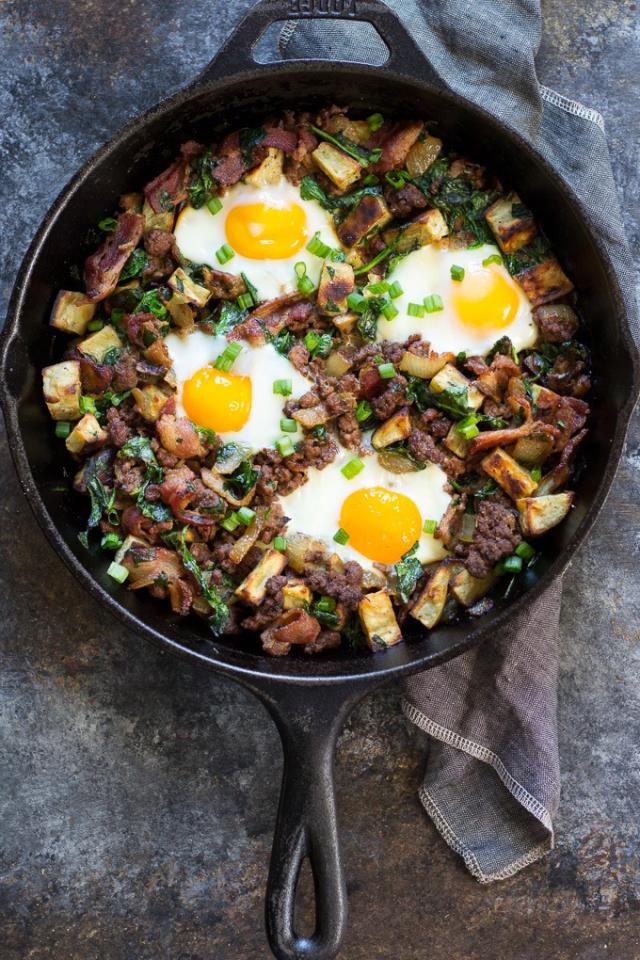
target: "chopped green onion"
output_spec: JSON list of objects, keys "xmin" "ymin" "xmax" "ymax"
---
[
  {"xmin": 237, "ymin": 292, "xmax": 254, "ymax": 311},
  {"xmin": 503, "ymin": 555, "xmax": 523, "ymax": 573},
  {"xmin": 450, "ymin": 264, "xmax": 465, "ymax": 282},
  {"xmin": 306, "ymin": 231, "xmax": 332, "ymax": 258},
  {"xmin": 457, "ymin": 351, "xmax": 467, "ymax": 363},
  {"xmin": 515, "ymin": 541, "xmax": 536, "ymax": 561},
  {"xmin": 297, "ymin": 274, "xmax": 315, "ymax": 296},
  {"xmin": 482, "ymin": 253, "xmax": 503, "ymax": 267},
  {"xmin": 273, "ymin": 378, "xmax": 292, "ymax": 396},
  {"xmin": 294, "ymin": 261, "xmax": 307, "ymax": 278},
  {"xmin": 280, "ymin": 417, "xmax": 298, "ymax": 433},
  {"xmin": 378, "ymin": 362, "xmax": 395, "ymax": 379},
  {"xmin": 221, "ymin": 512, "xmax": 240, "ymax": 532},
  {"xmin": 347, "ymin": 291, "xmax": 367, "ymax": 313},
  {"xmin": 101, "ymin": 533, "xmax": 122, "ymax": 551},
  {"xmin": 353, "ymin": 245, "xmax": 393, "ymax": 276},
  {"xmin": 333, "ymin": 528, "xmax": 350, "ymax": 545},
  {"xmin": 107, "ymin": 561, "xmax": 129, "ymax": 584},
  {"xmin": 55, "ymin": 421, "xmax": 71, "ymax": 439},
  {"xmin": 79, "ymin": 395, "xmax": 97, "ymax": 416},
  {"xmin": 216, "ymin": 243, "xmax": 235, "ymax": 265},
  {"xmin": 367, "ymin": 112, "xmax": 384, "ymax": 132},
  {"xmin": 304, "ymin": 330, "xmax": 321, "ymax": 352},
  {"xmin": 316, "ymin": 595, "xmax": 337, "ymax": 612},
  {"xmin": 407, "ymin": 302, "xmax": 425, "ymax": 318},
  {"xmin": 87, "ymin": 318, "xmax": 104, "ymax": 332},
  {"xmin": 385, "ymin": 170, "xmax": 410, "ymax": 188},
  {"xmin": 423, "ymin": 519, "xmax": 437, "ymax": 535},
  {"xmin": 276, "ymin": 436, "xmax": 295, "ymax": 457},
  {"xmin": 423, "ymin": 293, "xmax": 444, "ymax": 313},
  {"xmin": 388, "ymin": 281, "xmax": 403, "ymax": 299},
  {"xmin": 98, "ymin": 217, "xmax": 118, "ymax": 232},
  {"xmin": 457, "ymin": 422, "xmax": 479, "ymax": 440},
  {"xmin": 241, "ymin": 272, "xmax": 259, "ymax": 303},
  {"xmin": 341, "ymin": 457, "xmax": 364, "ymax": 480},
  {"xmin": 382, "ymin": 302, "xmax": 399, "ymax": 321},
  {"xmin": 368, "ymin": 147, "xmax": 383, "ymax": 164},
  {"xmin": 363, "ymin": 174, "xmax": 380, "ymax": 186},
  {"xmin": 355, "ymin": 399, "xmax": 372, "ymax": 423},
  {"xmin": 273, "ymin": 536, "xmax": 287, "ymax": 553},
  {"xmin": 206, "ymin": 196, "xmax": 223, "ymax": 215},
  {"xmin": 237, "ymin": 506, "xmax": 257, "ymax": 526},
  {"xmin": 531, "ymin": 466, "xmax": 542, "ymax": 482},
  {"xmin": 214, "ymin": 341, "xmax": 242, "ymax": 371},
  {"xmin": 368, "ymin": 280, "xmax": 390, "ymax": 295}
]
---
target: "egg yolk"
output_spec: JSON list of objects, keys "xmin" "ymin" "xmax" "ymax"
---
[
  {"xmin": 339, "ymin": 486, "xmax": 422, "ymax": 565},
  {"xmin": 225, "ymin": 201, "xmax": 307, "ymax": 260},
  {"xmin": 182, "ymin": 365, "xmax": 252, "ymax": 433},
  {"xmin": 453, "ymin": 265, "xmax": 520, "ymax": 331}
]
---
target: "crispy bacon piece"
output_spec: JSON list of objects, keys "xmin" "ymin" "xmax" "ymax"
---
[
  {"xmin": 262, "ymin": 127, "xmax": 298, "ymax": 152},
  {"xmin": 158, "ymin": 464, "xmax": 220, "ymax": 528},
  {"xmin": 201, "ymin": 267, "xmax": 246, "ymax": 300},
  {"xmin": 540, "ymin": 428, "xmax": 588, "ymax": 492},
  {"xmin": 260, "ymin": 608, "xmax": 321, "ymax": 656},
  {"xmin": 144, "ymin": 140, "xmax": 202, "ymax": 214},
  {"xmin": 228, "ymin": 292, "xmax": 307, "ymax": 345},
  {"xmin": 122, "ymin": 544, "xmax": 185, "ymax": 589},
  {"xmin": 84, "ymin": 212, "xmax": 144, "ymax": 302},
  {"xmin": 468, "ymin": 421, "xmax": 557, "ymax": 457},
  {"xmin": 370, "ymin": 121, "xmax": 424, "ymax": 173},
  {"xmin": 211, "ymin": 131, "xmax": 250, "ymax": 188},
  {"xmin": 156, "ymin": 415, "xmax": 206, "ymax": 460}
]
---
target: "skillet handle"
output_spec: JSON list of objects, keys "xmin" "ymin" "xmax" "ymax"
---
[
  {"xmin": 198, "ymin": 0, "xmax": 433, "ymax": 82},
  {"xmin": 250, "ymin": 680, "xmax": 366, "ymax": 960}
]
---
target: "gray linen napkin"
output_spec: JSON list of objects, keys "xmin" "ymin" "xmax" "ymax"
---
[{"xmin": 280, "ymin": 1, "xmax": 636, "ymax": 880}]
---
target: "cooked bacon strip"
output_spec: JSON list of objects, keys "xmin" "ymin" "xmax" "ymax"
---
[
  {"xmin": 538, "ymin": 428, "xmax": 588, "ymax": 493},
  {"xmin": 468, "ymin": 421, "xmax": 557, "ymax": 457},
  {"xmin": 271, "ymin": 609, "xmax": 321, "ymax": 646},
  {"xmin": 201, "ymin": 466, "xmax": 256, "ymax": 509},
  {"xmin": 122, "ymin": 544, "xmax": 184, "ymax": 589},
  {"xmin": 370, "ymin": 121, "xmax": 424, "ymax": 173},
  {"xmin": 262, "ymin": 127, "xmax": 298, "ymax": 152},
  {"xmin": 144, "ymin": 140, "xmax": 202, "ymax": 214},
  {"xmin": 84, "ymin": 212, "xmax": 144, "ymax": 301},
  {"xmin": 228, "ymin": 292, "xmax": 306, "ymax": 345},
  {"xmin": 156, "ymin": 415, "xmax": 205, "ymax": 460}
]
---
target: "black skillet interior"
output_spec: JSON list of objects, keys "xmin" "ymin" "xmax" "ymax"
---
[{"xmin": 3, "ymin": 60, "xmax": 637, "ymax": 685}]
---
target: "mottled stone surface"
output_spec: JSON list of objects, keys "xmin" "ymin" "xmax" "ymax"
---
[{"xmin": 1, "ymin": 1, "xmax": 639, "ymax": 958}]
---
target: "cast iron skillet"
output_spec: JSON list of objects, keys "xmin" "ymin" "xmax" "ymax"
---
[{"xmin": 1, "ymin": 1, "xmax": 638, "ymax": 957}]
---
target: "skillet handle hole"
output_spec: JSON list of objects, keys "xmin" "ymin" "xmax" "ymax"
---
[
  {"xmin": 293, "ymin": 855, "xmax": 317, "ymax": 940},
  {"xmin": 252, "ymin": 20, "xmax": 389, "ymax": 66}
]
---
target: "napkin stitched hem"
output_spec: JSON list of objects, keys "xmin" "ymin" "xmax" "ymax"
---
[{"xmin": 540, "ymin": 85, "xmax": 605, "ymax": 130}]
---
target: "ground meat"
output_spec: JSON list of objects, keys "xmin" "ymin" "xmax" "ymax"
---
[
  {"xmin": 260, "ymin": 500, "xmax": 288, "ymax": 542},
  {"xmin": 201, "ymin": 267, "xmax": 246, "ymax": 300},
  {"xmin": 304, "ymin": 630, "xmax": 341, "ymax": 655},
  {"xmin": 142, "ymin": 256, "xmax": 174, "ymax": 282},
  {"xmin": 240, "ymin": 576, "xmax": 287, "ymax": 631},
  {"xmin": 80, "ymin": 357, "xmax": 113, "ymax": 393},
  {"xmin": 461, "ymin": 499, "xmax": 522, "ymax": 578},
  {"xmin": 417, "ymin": 408, "xmax": 452, "ymax": 439},
  {"xmin": 337, "ymin": 411, "xmax": 362, "ymax": 451},
  {"xmin": 288, "ymin": 342, "xmax": 311, "ymax": 374},
  {"xmin": 546, "ymin": 353, "xmax": 591, "ymax": 398},
  {"xmin": 114, "ymin": 457, "xmax": 144, "ymax": 495},
  {"xmin": 534, "ymin": 304, "xmax": 579, "ymax": 343},
  {"xmin": 112, "ymin": 350, "xmax": 139, "ymax": 392},
  {"xmin": 144, "ymin": 228, "xmax": 177, "ymax": 259},
  {"xmin": 372, "ymin": 376, "xmax": 408, "ymax": 420},
  {"xmin": 105, "ymin": 406, "xmax": 132, "ymax": 447},
  {"xmin": 254, "ymin": 435, "xmax": 338, "ymax": 497},
  {"xmin": 407, "ymin": 429, "xmax": 465, "ymax": 477},
  {"xmin": 383, "ymin": 182, "xmax": 428, "ymax": 219},
  {"xmin": 305, "ymin": 561, "xmax": 364, "ymax": 608}
]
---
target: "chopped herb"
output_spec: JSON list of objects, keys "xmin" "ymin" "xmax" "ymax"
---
[
  {"xmin": 206, "ymin": 195, "xmax": 223, "ymax": 215},
  {"xmin": 353, "ymin": 244, "xmax": 394, "ymax": 276},
  {"xmin": 394, "ymin": 548, "xmax": 423, "ymax": 604},
  {"xmin": 310, "ymin": 123, "xmax": 375, "ymax": 167},
  {"xmin": 423, "ymin": 518, "xmax": 437, "ymax": 535},
  {"xmin": 224, "ymin": 460, "xmax": 258, "ymax": 500},
  {"xmin": 482, "ymin": 253, "xmax": 503, "ymax": 268},
  {"xmin": 216, "ymin": 243, "xmax": 235, "ymax": 265},
  {"xmin": 423, "ymin": 293, "xmax": 444, "ymax": 312},
  {"xmin": 407, "ymin": 302, "xmax": 425, "ymax": 318},
  {"xmin": 355, "ymin": 399, "xmax": 373, "ymax": 423},
  {"xmin": 120, "ymin": 248, "xmax": 147, "ymax": 281},
  {"xmin": 179, "ymin": 528, "xmax": 229, "ymax": 635},
  {"xmin": 237, "ymin": 292, "xmax": 254, "ymax": 311},
  {"xmin": 270, "ymin": 328, "xmax": 296, "ymax": 356},
  {"xmin": 239, "ymin": 127, "xmax": 266, "ymax": 166},
  {"xmin": 241, "ymin": 272, "xmax": 259, "ymax": 303},
  {"xmin": 531, "ymin": 466, "xmax": 542, "ymax": 482},
  {"xmin": 98, "ymin": 217, "xmax": 118, "ymax": 232},
  {"xmin": 216, "ymin": 300, "xmax": 248, "ymax": 336},
  {"xmin": 79, "ymin": 395, "xmax": 98, "ymax": 416},
  {"xmin": 385, "ymin": 169, "xmax": 410, "ymax": 188},
  {"xmin": 306, "ymin": 231, "xmax": 332, "ymax": 258},
  {"xmin": 378, "ymin": 362, "xmax": 396, "ymax": 379},
  {"xmin": 87, "ymin": 318, "xmax": 104, "ymax": 332},
  {"xmin": 304, "ymin": 330, "xmax": 333, "ymax": 357},
  {"xmin": 280, "ymin": 417, "xmax": 298, "ymax": 433},
  {"xmin": 236, "ymin": 506, "xmax": 256, "ymax": 526},
  {"xmin": 388, "ymin": 280, "xmax": 403, "ymax": 299},
  {"xmin": 515, "ymin": 541, "xmax": 536, "ymax": 561},
  {"xmin": 136, "ymin": 288, "xmax": 167, "ymax": 318},
  {"xmin": 55, "ymin": 421, "xmax": 71, "ymax": 439},
  {"xmin": 100, "ymin": 533, "xmax": 122, "ymax": 551},
  {"xmin": 300, "ymin": 175, "xmax": 336, "ymax": 211},
  {"xmin": 367, "ymin": 112, "xmax": 384, "ymax": 132}
]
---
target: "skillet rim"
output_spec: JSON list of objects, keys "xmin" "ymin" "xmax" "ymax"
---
[{"xmin": 1, "ymin": 60, "xmax": 638, "ymax": 688}]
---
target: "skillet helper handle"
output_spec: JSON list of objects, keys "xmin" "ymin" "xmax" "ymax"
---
[
  {"xmin": 254, "ymin": 681, "xmax": 363, "ymax": 960},
  {"xmin": 199, "ymin": 0, "xmax": 435, "ymax": 82}
]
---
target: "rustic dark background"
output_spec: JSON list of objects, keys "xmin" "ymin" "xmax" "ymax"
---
[{"xmin": 1, "ymin": 1, "xmax": 639, "ymax": 958}]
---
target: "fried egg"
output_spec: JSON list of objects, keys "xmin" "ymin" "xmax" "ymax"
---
[
  {"xmin": 174, "ymin": 178, "xmax": 341, "ymax": 302},
  {"xmin": 165, "ymin": 329, "xmax": 311, "ymax": 451},
  {"xmin": 279, "ymin": 448, "xmax": 451, "ymax": 572},
  {"xmin": 377, "ymin": 243, "xmax": 536, "ymax": 355}
]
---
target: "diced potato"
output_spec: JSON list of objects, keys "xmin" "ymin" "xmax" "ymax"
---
[
  {"xmin": 325, "ymin": 349, "xmax": 352, "ymax": 377},
  {"xmin": 481, "ymin": 447, "xmax": 538, "ymax": 500},
  {"xmin": 65, "ymin": 413, "xmax": 108, "ymax": 455},
  {"xmin": 243, "ymin": 147, "xmax": 284, "ymax": 187},
  {"xmin": 516, "ymin": 258, "xmax": 574, "ymax": 307},
  {"xmin": 285, "ymin": 533, "xmax": 328, "ymax": 574},
  {"xmin": 42, "ymin": 360, "xmax": 82, "ymax": 420},
  {"xmin": 358, "ymin": 590, "xmax": 402, "ymax": 650},
  {"xmin": 336, "ymin": 195, "xmax": 392, "ymax": 248},
  {"xmin": 168, "ymin": 268, "xmax": 211, "ymax": 308},
  {"xmin": 50, "ymin": 291, "xmax": 96, "ymax": 335},
  {"xmin": 312, "ymin": 141, "xmax": 363, "ymax": 191},
  {"xmin": 410, "ymin": 564, "xmax": 450, "ymax": 629},
  {"xmin": 383, "ymin": 208, "xmax": 448, "ymax": 253},
  {"xmin": 371, "ymin": 408, "xmax": 412, "ymax": 449},
  {"xmin": 405, "ymin": 135, "xmax": 442, "ymax": 178},
  {"xmin": 282, "ymin": 579, "xmax": 313, "ymax": 610},
  {"xmin": 450, "ymin": 568, "xmax": 498, "ymax": 607},
  {"xmin": 516, "ymin": 492, "xmax": 574, "ymax": 536},
  {"xmin": 430, "ymin": 363, "xmax": 484, "ymax": 411},
  {"xmin": 165, "ymin": 290, "xmax": 196, "ymax": 329},
  {"xmin": 512, "ymin": 432, "xmax": 554, "ymax": 466},
  {"xmin": 444, "ymin": 423, "xmax": 470, "ymax": 459},
  {"xmin": 77, "ymin": 324, "xmax": 122, "ymax": 363},
  {"xmin": 235, "ymin": 549, "xmax": 287, "ymax": 605},
  {"xmin": 142, "ymin": 198, "xmax": 174, "ymax": 233},
  {"xmin": 131, "ymin": 385, "xmax": 169, "ymax": 422},
  {"xmin": 399, "ymin": 349, "xmax": 455, "ymax": 380},
  {"xmin": 332, "ymin": 311, "xmax": 358, "ymax": 334},
  {"xmin": 325, "ymin": 115, "xmax": 371, "ymax": 145},
  {"xmin": 292, "ymin": 404, "xmax": 330, "ymax": 429},
  {"xmin": 484, "ymin": 193, "xmax": 537, "ymax": 253},
  {"xmin": 317, "ymin": 261, "xmax": 355, "ymax": 316}
]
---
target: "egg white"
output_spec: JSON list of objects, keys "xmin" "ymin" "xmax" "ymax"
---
[
  {"xmin": 165, "ymin": 329, "xmax": 311, "ymax": 452},
  {"xmin": 377, "ymin": 243, "xmax": 536, "ymax": 355},
  {"xmin": 278, "ymin": 447, "xmax": 451, "ymax": 572},
  {"xmin": 174, "ymin": 178, "xmax": 341, "ymax": 302}
]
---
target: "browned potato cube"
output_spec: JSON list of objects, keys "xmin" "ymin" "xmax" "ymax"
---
[
  {"xmin": 516, "ymin": 258, "xmax": 574, "ymax": 306},
  {"xmin": 371, "ymin": 408, "xmax": 412, "ymax": 449},
  {"xmin": 516, "ymin": 492, "xmax": 574, "ymax": 536},
  {"xmin": 332, "ymin": 311, "xmax": 358, "ymax": 334},
  {"xmin": 358, "ymin": 590, "xmax": 402, "ymax": 650},
  {"xmin": 168, "ymin": 268, "xmax": 211, "ymax": 308},
  {"xmin": 511, "ymin": 433, "xmax": 554, "ymax": 467},
  {"xmin": 282, "ymin": 579, "xmax": 313, "ymax": 610},
  {"xmin": 430, "ymin": 363, "xmax": 484, "ymax": 411},
  {"xmin": 165, "ymin": 291, "xmax": 196, "ymax": 329},
  {"xmin": 317, "ymin": 261, "xmax": 355, "ymax": 316},
  {"xmin": 42, "ymin": 360, "xmax": 82, "ymax": 421},
  {"xmin": 481, "ymin": 447, "xmax": 539, "ymax": 500},
  {"xmin": 382, "ymin": 208, "xmax": 448, "ymax": 253},
  {"xmin": 336, "ymin": 195, "xmax": 392, "ymax": 248},
  {"xmin": 450, "ymin": 568, "xmax": 498, "ymax": 607},
  {"xmin": 50, "ymin": 291, "xmax": 97, "ymax": 335},
  {"xmin": 484, "ymin": 193, "xmax": 537, "ymax": 253},
  {"xmin": 312, "ymin": 142, "xmax": 362, "ymax": 191},
  {"xmin": 410, "ymin": 564, "xmax": 450, "ymax": 629},
  {"xmin": 244, "ymin": 147, "xmax": 284, "ymax": 187},
  {"xmin": 142, "ymin": 198, "xmax": 174, "ymax": 233},
  {"xmin": 131, "ymin": 385, "xmax": 169, "ymax": 422},
  {"xmin": 65, "ymin": 413, "xmax": 108, "ymax": 455},
  {"xmin": 77, "ymin": 324, "xmax": 122, "ymax": 363},
  {"xmin": 235, "ymin": 549, "xmax": 287, "ymax": 605}
]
